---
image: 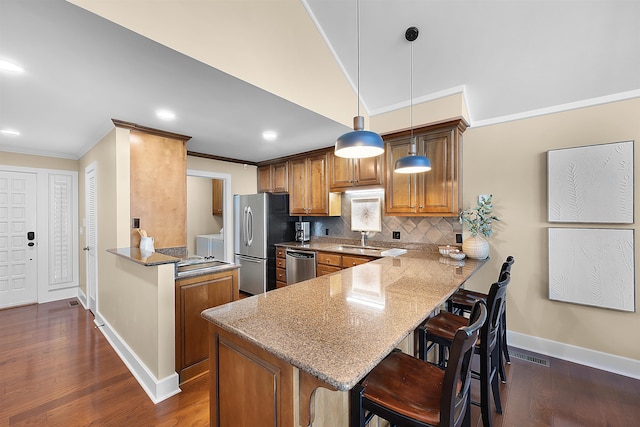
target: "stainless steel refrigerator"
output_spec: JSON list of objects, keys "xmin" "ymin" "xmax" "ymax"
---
[{"xmin": 234, "ymin": 193, "xmax": 295, "ymax": 294}]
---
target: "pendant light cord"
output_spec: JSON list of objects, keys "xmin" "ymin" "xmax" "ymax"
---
[
  {"xmin": 410, "ymin": 36, "xmax": 414, "ymax": 153},
  {"xmin": 356, "ymin": 0, "xmax": 360, "ymax": 118}
]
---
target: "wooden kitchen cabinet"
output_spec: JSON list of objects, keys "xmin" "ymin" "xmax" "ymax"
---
[
  {"xmin": 342, "ymin": 254, "xmax": 375, "ymax": 268},
  {"xmin": 212, "ymin": 178, "xmax": 223, "ymax": 215},
  {"xmin": 316, "ymin": 251, "xmax": 375, "ymax": 276},
  {"xmin": 289, "ymin": 153, "xmax": 341, "ymax": 216},
  {"xmin": 329, "ymin": 152, "xmax": 383, "ymax": 191},
  {"xmin": 276, "ymin": 247, "xmax": 287, "ymax": 288},
  {"xmin": 258, "ymin": 161, "xmax": 289, "ymax": 193},
  {"xmin": 175, "ymin": 268, "xmax": 238, "ymax": 384},
  {"xmin": 385, "ymin": 118, "xmax": 468, "ymax": 216}
]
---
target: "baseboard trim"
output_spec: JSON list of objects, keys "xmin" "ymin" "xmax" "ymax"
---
[
  {"xmin": 507, "ymin": 330, "xmax": 640, "ymax": 380},
  {"xmin": 76, "ymin": 288, "xmax": 88, "ymax": 309},
  {"xmin": 94, "ymin": 314, "xmax": 181, "ymax": 403}
]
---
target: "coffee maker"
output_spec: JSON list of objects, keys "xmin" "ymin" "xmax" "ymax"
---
[{"xmin": 295, "ymin": 221, "xmax": 310, "ymax": 242}]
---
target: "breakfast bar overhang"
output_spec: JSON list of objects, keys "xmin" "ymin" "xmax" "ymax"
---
[{"xmin": 202, "ymin": 250, "xmax": 488, "ymax": 426}]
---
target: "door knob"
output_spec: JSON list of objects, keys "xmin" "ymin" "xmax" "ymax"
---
[{"xmin": 83, "ymin": 246, "xmax": 90, "ymax": 251}]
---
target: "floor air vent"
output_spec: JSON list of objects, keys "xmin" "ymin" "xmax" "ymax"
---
[
  {"xmin": 67, "ymin": 300, "xmax": 79, "ymax": 307},
  {"xmin": 510, "ymin": 350, "xmax": 550, "ymax": 367}
]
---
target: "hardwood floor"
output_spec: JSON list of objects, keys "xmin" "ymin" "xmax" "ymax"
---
[{"xmin": 1, "ymin": 299, "xmax": 639, "ymax": 426}]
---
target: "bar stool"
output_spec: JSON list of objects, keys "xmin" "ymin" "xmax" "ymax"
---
[
  {"xmin": 350, "ymin": 301, "xmax": 487, "ymax": 427},
  {"xmin": 419, "ymin": 272, "xmax": 510, "ymax": 427},
  {"xmin": 448, "ymin": 256, "xmax": 514, "ymax": 383}
]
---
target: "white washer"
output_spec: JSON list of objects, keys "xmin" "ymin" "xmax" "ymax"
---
[{"xmin": 196, "ymin": 234, "xmax": 225, "ymax": 259}]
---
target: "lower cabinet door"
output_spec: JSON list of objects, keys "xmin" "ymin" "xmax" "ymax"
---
[{"xmin": 176, "ymin": 270, "xmax": 238, "ymax": 384}]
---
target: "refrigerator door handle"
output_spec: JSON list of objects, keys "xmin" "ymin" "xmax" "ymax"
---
[
  {"xmin": 246, "ymin": 207, "xmax": 253, "ymax": 247},
  {"xmin": 243, "ymin": 206, "xmax": 248, "ymax": 246}
]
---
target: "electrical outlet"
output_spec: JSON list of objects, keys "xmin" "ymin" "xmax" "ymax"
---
[
  {"xmin": 392, "ymin": 231, "xmax": 401, "ymax": 239},
  {"xmin": 456, "ymin": 233, "xmax": 462, "ymax": 243},
  {"xmin": 132, "ymin": 218, "xmax": 140, "ymax": 229}
]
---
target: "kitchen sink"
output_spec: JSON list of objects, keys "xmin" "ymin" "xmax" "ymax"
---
[
  {"xmin": 176, "ymin": 258, "xmax": 233, "ymax": 278},
  {"xmin": 326, "ymin": 245, "xmax": 390, "ymax": 254}
]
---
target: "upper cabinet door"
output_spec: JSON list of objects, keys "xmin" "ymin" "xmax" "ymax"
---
[
  {"xmin": 271, "ymin": 162, "xmax": 289, "ymax": 193},
  {"xmin": 307, "ymin": 153, "xmax": 328, "ymax": 215},
  {"xmin": 384, "ymin": 118, "xmax": 467, "ymax": 217},
  {"xmin": 257, "ymin": 165, "xmax": 272, "ymax": 193},
  {"xmin": 385, "ymin": 139, "xmax": 417, "ymax": 214},
  {"xmin": 329, "ymin": 153, "xmax": 382, "ymax": 191},
  {"xmin": 417, "ymin": 130, "xmax": 457, "ymax": 214},
  {"xmin": 212, "ymin": 179, "xmax": 224, "ymax": 215},
  {"xmin": 288, "ymin": 158, "xmax": 308, "ymax": 215},
  {"xmin": 329, "ymin": 153, "xmax": 354, "ymax": 190},
  {"xmin": 354, "ymin": 156, "xmax": 383, "ymax": 187}
]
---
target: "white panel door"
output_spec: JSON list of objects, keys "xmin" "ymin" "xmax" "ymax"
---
[
  {"xmin": 85, "ymin": 163, "xmax": 98, "ymax": 314},
  {"xmin": 0, "ymin": 171, "xmax": 37, "ymax": 308}
]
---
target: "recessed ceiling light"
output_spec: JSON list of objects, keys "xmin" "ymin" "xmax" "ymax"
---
[
  {"xmin": 156, "ymin": 109, "xmax": 175, "ymax": 120},
  {"xmin": 262, "ymin": 131, "xmax": 277, "ymax": 141},
  {"xmin": 0, "ymin": 129, "xmax": 20, "ymax": 136},
  {"xmin": 0, "ymin": 60, "xmax": 24, "ymax": 73}
]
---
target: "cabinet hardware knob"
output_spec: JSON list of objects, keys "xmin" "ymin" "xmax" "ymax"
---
[{"xmin": 419, "ymin": 205, "xmax": 423, "ymax": 208}]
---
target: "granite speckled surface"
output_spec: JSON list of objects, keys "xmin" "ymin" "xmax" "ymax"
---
[
  {"xmin": 107, "ymin": 247, "xmax": 179, "ymax": 266},
  {"xmin": 201, "ymin": 250, "xmax": 488, "ymax": 391}
]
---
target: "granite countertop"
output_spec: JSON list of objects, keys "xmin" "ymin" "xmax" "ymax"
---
[
  {"xmin": 107, "ymin": 247, "xmax": 179, "ymax": 266},
  {"xmin": 201, "ymin": 250, "xmax": 487, "ymax": 391}
]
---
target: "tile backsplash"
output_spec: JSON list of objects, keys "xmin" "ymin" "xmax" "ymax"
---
[{"xmin": 298, "ymin": 190, "xmax": 462, "ymax": 246}]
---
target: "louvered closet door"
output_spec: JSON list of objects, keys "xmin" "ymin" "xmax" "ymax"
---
[
  {"xmin": 85, "ymin": 164, "xmax": 98, "ymax": 314},
  {"xmin": 0, "ymin": 171, "xmax": 37, "ymax": 308}
]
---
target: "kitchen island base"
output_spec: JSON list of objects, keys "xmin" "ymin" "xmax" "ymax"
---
[
  {"xmin": 209, "ymin": 322, "xmax": 412, "ymax": 427},
  {"xmin": 209, "ymin": 323, "xmax": 351, "ymax": 427}
]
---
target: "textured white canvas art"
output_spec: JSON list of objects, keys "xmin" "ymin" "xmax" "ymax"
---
[
  {"xmin": 547, "ymin": 141, "xmax": 633, "ymax": 223},
  {"xmin": 548, "ymin": 228, "xmax": 635, "ymax": 312}
]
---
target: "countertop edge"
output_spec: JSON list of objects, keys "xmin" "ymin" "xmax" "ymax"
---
[{"xmin": 107, "ymin": 248, "xmax": 179, "ymax": 266}]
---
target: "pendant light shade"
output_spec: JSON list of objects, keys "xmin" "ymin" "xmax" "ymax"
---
[
  {"xmin": 394, "ymin": 137, "xmax": 431, "ymax": 173},
  {"xmin": 394, "ymin": 27, "xmax": 431, "ymax": 174},
  {"xmin": 334, "ymin": 0, "xmax": 384, "ymax": 159},
  {"xmin": 335, "ymin": 116, "xmax": 384, "ymax": 158}
]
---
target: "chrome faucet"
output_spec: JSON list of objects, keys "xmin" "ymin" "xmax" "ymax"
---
[{"xmin": 360, "ymin": 231, "xmax": 368, "ymax": 247}]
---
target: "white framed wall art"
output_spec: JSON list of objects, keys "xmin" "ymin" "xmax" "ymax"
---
[
  {"xmin": 547, "ymin": 140, "xmax": 634, "ymax": 223},
  {"xmin": 548, "ymin": 227, "xmax": 635, "ymax": 312}
]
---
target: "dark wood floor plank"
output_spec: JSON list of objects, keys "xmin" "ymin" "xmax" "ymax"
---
[{"xmin": 2, "ymin": 300, "xmax": 639, "ymax": 426}]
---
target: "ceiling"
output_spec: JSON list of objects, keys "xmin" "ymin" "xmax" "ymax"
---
[{"xmin": 1, "ymin": 0, "xmax": 638, "ymax": 163}]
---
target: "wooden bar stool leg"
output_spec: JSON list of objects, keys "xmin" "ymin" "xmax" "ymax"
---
[
  {"xmin": 480, "ymin": 345, "xmax": 493, "ymax": 427},
  {"xmin": 501, "ymin": 310, "xmax": 510, "ymax": 364},
  {"xmin": 491, "ymin": 345, "xmax": 503, "ymax": 414}
]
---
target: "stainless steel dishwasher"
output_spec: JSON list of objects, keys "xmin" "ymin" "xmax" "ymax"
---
[{"xmin": 285, "ymin": 249, "xmax": 316, "ymax": 285}]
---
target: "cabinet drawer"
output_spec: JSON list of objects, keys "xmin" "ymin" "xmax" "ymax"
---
[
  {"xmin": 342, "ymin": 255, "xmax": 373, "ymax": 268},
  {"xmin": 317, "ymin": 264, "xmax": 341, "ymax": 276},
  {"xmin": 276, "ymin": 247, "xmax": 286, "ymax": 258},
  {"xmin": 317, "ymin": 252, "xmax": 342, "ymax": 267},
  {"xmin": 276, "ymin": 257, "xmax": 286, "ymax": 269},
  {"xmin": 276, "ymin": 267, "xmax": 286, "ymax": 283}
]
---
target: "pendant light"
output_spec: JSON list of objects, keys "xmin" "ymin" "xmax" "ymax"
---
[
  {"xmin": 394, "ymin": 27, "xmax": 431, "ymax": 174},
  {"xmin": 334, "ymin": 0, "xmax": 384, "ymax": 159}
]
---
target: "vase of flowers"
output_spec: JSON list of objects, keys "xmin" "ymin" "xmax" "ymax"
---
[{"xmin": 459, "ymin": 195, "xmax": 500, "ymax": 260}]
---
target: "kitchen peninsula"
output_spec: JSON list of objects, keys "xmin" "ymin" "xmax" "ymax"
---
[{"xmin": 202, "ymin": 250, "xmax": 487, "ymax": 426}]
